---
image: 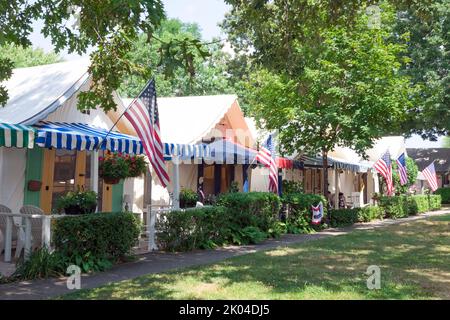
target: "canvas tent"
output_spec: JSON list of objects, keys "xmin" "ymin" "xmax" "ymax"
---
[
  {"xmin": 119, "ymin": 95, "xmax": 255, "ymax": 205},
  {"xmin": 0, "ymin": 60, "xmax": 211, "ymax": 213}
]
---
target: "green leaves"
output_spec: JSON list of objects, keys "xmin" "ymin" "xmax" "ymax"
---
[{"xmin": 0, "ymin": 1, "xmax": 213, "ymax": 112}]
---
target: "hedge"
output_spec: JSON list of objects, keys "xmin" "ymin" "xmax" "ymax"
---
[
  {"xmin": 329, "ymin": 206, "xmax": 384, "ymax": 227},
  {"xmin": 216, "ymin": 192, "xmax": 281, "ymax": 233},
  {"xmin": 157, "ymin": 192, "xmax": 281, "ymax": 251},
  {"xmin": 53, "ymin": 212, "xmax": 141, "ymax": 270},
  {"xmin": 435, "ymin": 188, "xmax": 450, "ymax": 204},
  {"xmin": 379, "ymin": 195, "xmax": 442, "ymax": 219},
  {"xmin": 281, "ymin": 193, "xmax": 327, "ymax": 233}
]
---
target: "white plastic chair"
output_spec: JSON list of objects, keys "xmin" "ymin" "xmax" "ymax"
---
[
  {"xmin": 19, "ymin": 205, "xmax": 44, "ymax": 253},
  {"xmin": 0, "ymin": 204, "xmax": 26, "ymax": 258}
]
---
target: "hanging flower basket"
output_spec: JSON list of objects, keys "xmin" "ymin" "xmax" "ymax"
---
[
  {"xmin": 103, "ymin": 177, "xmax": 121, "ymax": 185},
  {"xmin": 99, "ymin": 152, "xmax": 147, "ymax": 184}
]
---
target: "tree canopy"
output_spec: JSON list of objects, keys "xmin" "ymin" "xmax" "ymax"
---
[
  {"xmin": 223, "ymin": 1, "xmax": 414, "ymax": 195},
  {"xmin": 119, "ymin": 18, "xmax": 234, "ymax": 99},
  {"xmin": 0, "ymin": 0, "xmax": 209, "ymax": 112},
  {"xmin": 0, "ymin": 43, "xmax": 62, "ymax": 68}
]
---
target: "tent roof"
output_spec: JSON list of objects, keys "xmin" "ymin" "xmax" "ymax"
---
[
  {"xmin": 407, "ymin": 148, "xmax": 450, "ymax": 173},
  {"xmin": 0, "ymin": 59, "xmax": 90, "ymax": 125},
  {"xmin": 122, "ymin": 94, "xmax": 238, "ymax": 144}
]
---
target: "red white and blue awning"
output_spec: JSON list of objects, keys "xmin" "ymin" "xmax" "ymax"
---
[{"xmin": 34, "ymin": 121, "xmax": 210, "ymax": 158}]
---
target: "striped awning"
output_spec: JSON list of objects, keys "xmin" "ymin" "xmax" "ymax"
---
[
  {"xmin": 34, "ymin": 121, "xmax": 211, "ymax": 159},
  {"xmin": 0, "ymin": 123, "xmax": 35, "ymax": 148},
  {"xmin": 164, "ymin": 142, "xmax": 211, "ymax": 159},
  {"xmin": 34, "ymin": 122, "xmax": 144, "ymax": 154}
]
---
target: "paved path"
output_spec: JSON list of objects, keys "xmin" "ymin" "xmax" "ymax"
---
[{"xmin": 0, "ymin": 209, "xmax": 448, "ymax": 300}]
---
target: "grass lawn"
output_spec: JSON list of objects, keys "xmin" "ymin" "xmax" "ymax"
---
[{"xmin": 61, "ymin": 214, "xmax": 450, "ymax": 300}]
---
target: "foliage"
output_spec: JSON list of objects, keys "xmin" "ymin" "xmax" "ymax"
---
[
  {"xmin": 282, "ymin": 180, "xmax": 304, "ymax": 194},
  {"xmin": 179, "ymin": 188, "xmax": 199, "ymax": 208},
  {"xmin": 394, "ymin": 0, "xmax": 450, "ymax": 138},
  {"xmin": 99, "ymin": 152, "xmax": 147, "ymax": 181},
  {"xmin": 157, "ymin": 192, "xmax": 280, "ymax": 251},
  {"xmin": 329, "ymin": 209, "xmax": 359, "ymax": 227},
  {"xmin": 229, "ymin": 181, "xmax": 240, "ymax": 193},
  {"xmin": 357, "ymin": 206, "xmax": 384, "ymax": 222},
  {"xmin": 379, "ymin": 195, "xmax": 442, "ymax": 218},
  {"xmin": 0, "ymin": 1, "xmax": 210, "ymax": 112},
  {"xmin": 12, "ymin": 247, "xmax": 67, "ymax": 280},
  {"xmin": 216, "ymin": 192, "xmax": 281, "ymax": 233},
  {"xmin": 53, "ymin": 212, "xmax": 141, "ymax": 272},
  {"xmin": 0, "ymin": 43, "xmax": 61, "ymax": 68},
  {"xmin": 56, "ymin": 190, "xmax": 97, "ymax": 214},
  {"xmin": 435, "ymin": 188, "xmax": 450, "ymax": 204},
  {"xmin": 282, "ymin": 193, "xmax": 327, "ymax": 233},
  {"xmin": 119, "ymin": 18, "xmax": 235, "ymax": 99},
  {"xmin": 224, "ymin": 2, "xmax": 413, "ymax": 195},
  {"xmin": 329, "ymin": 206, "xmax": 384, "ymax": 226},
  {"xmin": 392, "ymin": 156, "xmax": 419, "ymax": 194}
]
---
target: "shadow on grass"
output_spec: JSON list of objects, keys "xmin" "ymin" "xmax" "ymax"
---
[{"xmin": 63, "ymin": 218, "xmax": 450, "ymax": 300}]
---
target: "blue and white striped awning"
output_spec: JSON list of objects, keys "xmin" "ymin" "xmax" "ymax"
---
[
  {"xmin": 164, "ymin": 143, "xmax": 210, "ymax": 159},
  {"xmin": 34, "ymin": 122, "xmax": 144, "ymax": 154},
  {"xmin": 34, "ymin": 121, "xmax": 211, "ymax": 158}
]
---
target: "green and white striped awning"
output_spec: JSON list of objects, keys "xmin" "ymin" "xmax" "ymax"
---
[{"xmin": 0, "ymin": 123, "xmax": 35, "ymax": 148}]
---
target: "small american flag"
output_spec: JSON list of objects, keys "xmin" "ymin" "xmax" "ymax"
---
[
  {"xmin": 124, "ymin": 79, "xmax": 170, "ymax": 187},
  {"xmin": 396, "ymin": 153, "xmax": 408, "ymax": 186},
  {"xmin": 422, "ymin": 162, "xmax": 438, "ymax": 191},
  {"xmin": 256, "ymin": 134, "xmax": 278, "ymax": 193},
  {"xmin": 373, "ymin": 150, "xmax": 393, "ymax": 196}
]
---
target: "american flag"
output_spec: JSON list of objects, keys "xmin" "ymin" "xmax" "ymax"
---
[
  {"xmin": 373, "ymin": 150, "xmax": 393, "ymax": 196},
  {"xmin": 422, "ymin": 162, "xmax": 438, "ymax": 191},
  {"xmin": 256, "ymin": 134, "xmax": 278, "ymax": 193},
  {"xmin": 124, "ymin": 79, "xmax": 169, "ymax": 187},
  {"xmin": 396, "ymin": 152, "xmax": 408, "ymax": 186}
]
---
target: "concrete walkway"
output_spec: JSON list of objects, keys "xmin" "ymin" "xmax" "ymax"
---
[{"xmin": 0, "ymin": 209, "xmax": 448, "ymax": 300}]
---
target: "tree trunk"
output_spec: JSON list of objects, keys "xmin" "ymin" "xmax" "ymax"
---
[{"xmin": 322, "ymin": 149, "xmax": 328, "ymax": 197}]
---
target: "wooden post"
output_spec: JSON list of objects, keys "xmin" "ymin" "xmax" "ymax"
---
[
  {"xmin": 91, "ymin": 150, "xmax": 99, "ymax": 194},
  {"xmin": 334, "ymin": 168, "xmax": 339, "ymax": 209}
]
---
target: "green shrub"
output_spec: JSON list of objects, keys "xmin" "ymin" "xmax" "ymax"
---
[
  {"xmin": 379, "ymin": 195, "xmax": 442, "ymax": 218},
  {"xmin": 357, "ymin": 206, "xmax": 384, "ymax": 222},
  {"xmin": 428, "ymin": 195, "xmax": 442, "ymax": 210},
  {"xmin": 329, "ymin": 208, "xmax": 359, "ymax": 227},
  {"xmin": 435, "ymin": 188, "xmax": 450, "ymax": 204},
  {"xmin": 216, "ymin": 192, "xmax": 281, "ymax": 233},
  {"xmin": 157, "ymin": 192, "xmax": 281, "ymax": 251},
  {"xmin": 53, "ymin": 212, "xmax": 141, "ymax": 272},
  {"xmin": 156, "ymin": 206, "xmax": 227, "ymax": 251},
  {"xmin": 282, "ymin": 193, "xmax": 327, "ymax": 233}
]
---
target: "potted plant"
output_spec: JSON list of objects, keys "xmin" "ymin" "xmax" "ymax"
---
[
  {"xmin": 56, "ymin": 190, "xmax": 98, "ymax": 215},
  {"xmin": 179, "ymin": 188, "xmax": 199, "ymax": 208}
]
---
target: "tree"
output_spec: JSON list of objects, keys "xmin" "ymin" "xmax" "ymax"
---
[
  {"xmin": 119, "ymin": 19, "xmax": 234, "ymax": 98},
  {"xmin": 0, "ymin": 0, "xmax": 209, "ymax": 112},
  {"xmin": 0, "ymin": 43, "xmax": 61, "ymax": 68},
  {"xmin": 392, "ymin": 157, "xmax": 419, "ymax": 194},
  {"xmin": 394, "ymin": 0, "xmax": 449, "ymax": 139},
  {"xmin": 223, "ymin": 1, "xmax": 413, "ymax": 196}
]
